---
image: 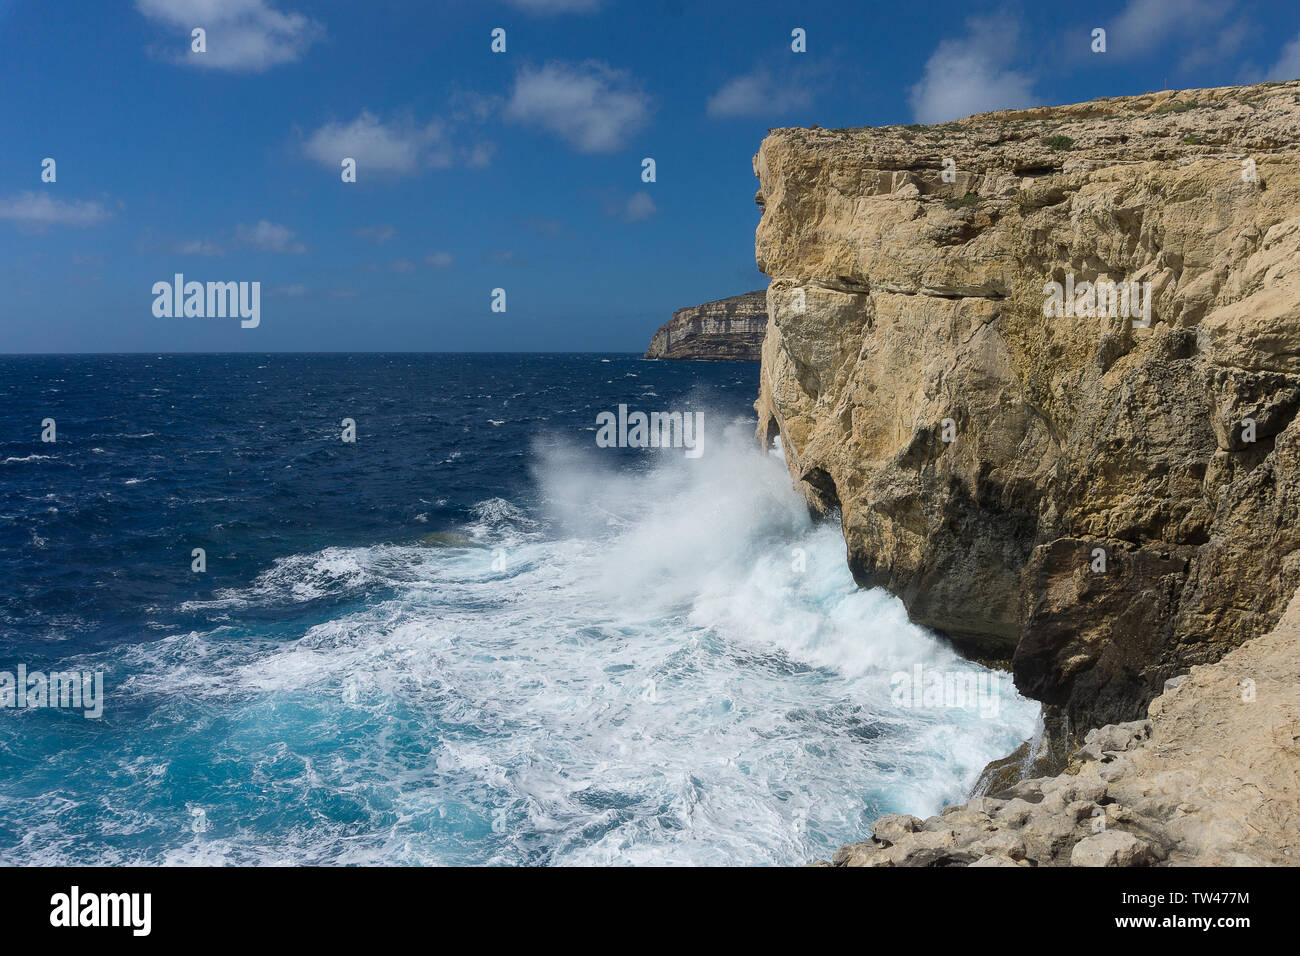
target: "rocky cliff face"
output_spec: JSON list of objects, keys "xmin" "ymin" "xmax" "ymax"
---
[
  {"xmin": 753, "ymin": 80, "xmax": 1300, "ymax": 736},
  {"xmin": 644, "ymin": 290, "xmax": 767, "ymax": 360}
]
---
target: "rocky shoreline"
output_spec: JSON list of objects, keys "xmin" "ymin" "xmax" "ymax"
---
[
  {"xmin": 827, "ymin": 590, "xmax": 1300, "ymax": 866},
  {"xmin": 747, "ymin": 80, "xmax": 1300, "ymax": 865}
]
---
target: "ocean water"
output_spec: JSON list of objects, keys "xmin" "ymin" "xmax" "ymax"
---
[{"xmin": 0, "ymin": 353, "xmax": 1039, "ymax": 865}]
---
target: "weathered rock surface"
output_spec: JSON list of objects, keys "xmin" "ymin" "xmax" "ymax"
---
[
  {"xmin": 827, "ymin": 589, "xmax": 1300, "ymax": 866},
  {"xmin": 645, "ymin": 290, "xmax": 767, "ymax": 360},
  {"xmin": 753, "ymin": 81, "xmax": 1300, "ymax": 732}
]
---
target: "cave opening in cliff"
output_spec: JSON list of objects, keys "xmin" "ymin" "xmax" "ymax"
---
[
  {"xmin": 763, "ymin": 414, "xmax": 781, "ymax": 450},
  {"xmin": 801, "ymin": 466, "xmax": 842, "ymax": 517}
]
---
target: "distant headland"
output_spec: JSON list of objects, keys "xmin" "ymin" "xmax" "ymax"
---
[{"xmin": 644, "ymin": 290, "xmax": 767, "ymax": 360}]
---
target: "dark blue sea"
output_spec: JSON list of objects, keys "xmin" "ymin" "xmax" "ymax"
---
[{"xmin": 0, "ymin": 353, "xmax": 1037, "ymax": 865}]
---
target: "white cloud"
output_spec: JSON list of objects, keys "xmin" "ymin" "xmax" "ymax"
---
[
  {"xmin": 448, "ymin": 91, "xmax": 502, "ymax": 124},
  {"xmin": 390, "ymin": 258, "xmax": 415, "ymax": 274},
  {"xmin": 707, "ymin": 69, "xmax": 813, "ymax": 118},
  {"xmin": 1177, "ymin": 19, "xmax": 1249, "ymax": 72},
  {"xmin": 271, "ymin": 284, "xmax": 308, "ymax": 297},
  {"xmin": 463, "ymin": 143, "xmax": 496, "ymax": 168},
  {"xmin": 608, "ymin": 191, "xmax": 657, "ymax": 222},
  {"xmin": 235, "ymin": 220, "xmax": 305, "ymax": 254},
  {"xmin": 0, "ymin": 192, "xmax": 111, "ymax": 228},
  {"xmin": 505, "ymin": 0, "xmax": 602, "ymax": 13},
  {"xmin": 304, "ymin": 112, "xmax": 430, "ymax": 174},
  {"xmin": 1101, "ymin": 0, "xmax": 1246, "ymax": 71},
  {"xmin": 909, "ymin": 15, "xmax": 1036, "ymax": 123},
  {"xmin": 173, "ymin": 238, "xmax": 224, "ymax": 256},
  {"xmin": 505, "ymin": 61, "xmax": 651, "ymax": 153},
  {"xmin": 168, "ymin": 222, "xmax": 303, "ymax": 256},
  {"xmin": 354, "ymin": 223, "xmax": 397, "ymax": 244},
  {"xmin": 1268, "ymin": 32, "xmax": 1300, "ymax": 81},
  {"xmin": 136, "ymin": 0, "xmax": 322, "ymax": 72},
  {"xmin": 425, "ymin": 251, "xmax": 454, "ymax": 269},
  {"xmin": 1110, "ymin": 0, "xmax": 1232, "ymax": 56},
  {"xmin": 303, "ymin": 110, "xmax": 492, "ymax": 175}
]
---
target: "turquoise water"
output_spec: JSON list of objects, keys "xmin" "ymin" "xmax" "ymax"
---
[{"xmin": 0, "ymin": 354, "xmax": 1039, "ymax": 864}]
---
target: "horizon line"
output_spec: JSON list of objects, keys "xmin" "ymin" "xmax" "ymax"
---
[{"xmin": 0, "ymin": 349, "xmax": 670, "ymax": 357}]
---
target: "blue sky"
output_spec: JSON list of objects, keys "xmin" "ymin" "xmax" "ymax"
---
[{"xmin": 1, "ymin": 0, "xmax": 1298, "ymax": 353}]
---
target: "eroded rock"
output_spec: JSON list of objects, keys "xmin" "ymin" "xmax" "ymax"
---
[{"xmin": 754, "ymin": 80, "xmax": 1300, "ymax": 731}]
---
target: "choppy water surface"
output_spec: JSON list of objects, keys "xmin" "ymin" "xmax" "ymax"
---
[{"xmin": 0, "ymin": 354, "xmax": 1038, "ymax": 864}]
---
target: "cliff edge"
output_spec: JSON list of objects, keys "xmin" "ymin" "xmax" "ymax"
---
[
  {"xmin": 753, "ymin": 80, "xmax": 1300, "ymax": 743},
  {"xmin": 644, "ymin": 290, "xmax": 767, "ymax": 360}
]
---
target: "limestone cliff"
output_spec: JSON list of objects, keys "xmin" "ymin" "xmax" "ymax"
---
[
  {"xmin": 752, "ymin": 80, "xmax": 1300, "ymax": 738},
  {"xmin": 644, "ymin": 290, "xmax": 766, "ymax": 360}
]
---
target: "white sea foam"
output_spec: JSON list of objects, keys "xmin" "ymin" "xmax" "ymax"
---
[
  {"xmin": 107, "ymin": 420, "xmax": 1040, "ymax": 866},
  {"xmin": 11, "ymin": 418, "xmax": 1038, "ymax": 866}
]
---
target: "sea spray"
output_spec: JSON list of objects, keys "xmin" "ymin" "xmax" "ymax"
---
[
  {"xmin": 127, "ymin": 419, "xmax": 1040, "ymax": 864},
  {"xmin": 0, "ymin": 359, "xmax": 1039, "ymax": 866}
]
